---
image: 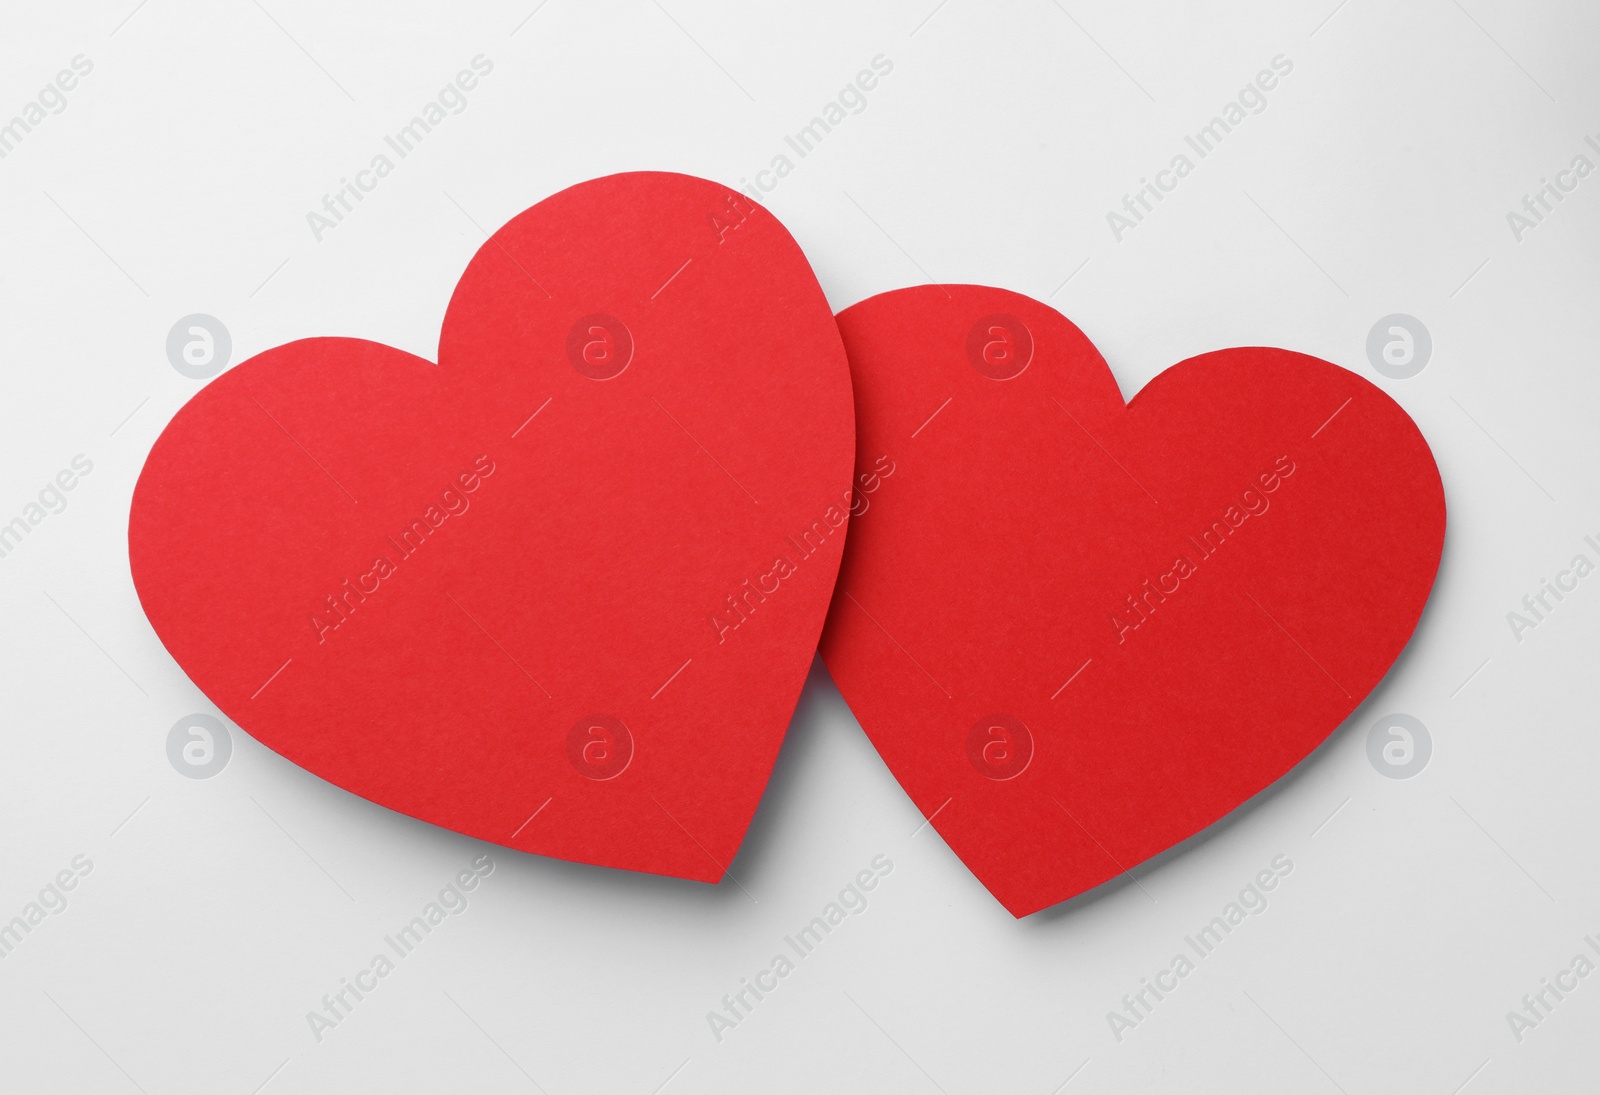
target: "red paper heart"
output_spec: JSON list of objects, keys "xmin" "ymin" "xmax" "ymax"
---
[
  {"xmin": 130, "ymin": 173, "xmax": 855, "ymax": 881},
  {"xmin": 820, "ymin": 286, "xmax": 1444, "ymax": 916}
]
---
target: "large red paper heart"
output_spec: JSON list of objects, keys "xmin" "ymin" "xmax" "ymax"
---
[
  {"xmin": 820, "ymin": 285, "xmax": 1444, "ymax": 916},
  {"xmin": 130, "ymin": 172, "xmax": 854, "ymax": 881}
]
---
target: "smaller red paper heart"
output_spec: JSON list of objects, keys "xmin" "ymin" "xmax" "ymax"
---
[
  {"xmin": 821, "ymin": 286, "xmax": 1445, "ymax": 916},
  {"xmin": 130, "ymin": 173, "xmax": 855, "ymax": 881}
]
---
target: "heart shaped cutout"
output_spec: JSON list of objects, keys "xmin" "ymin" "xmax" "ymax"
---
[
  {"xmin": 820, "ymin": 285, "xmax": 1444, "ymax": 916},
  {"xmin": 130, "ymin": 172, "xmax": 855, "ymax": 881}
]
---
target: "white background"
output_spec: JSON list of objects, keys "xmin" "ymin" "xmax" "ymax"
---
[{"xmin": 2, "ymin": 1, "xmax": 1598, "ymax": 1091}]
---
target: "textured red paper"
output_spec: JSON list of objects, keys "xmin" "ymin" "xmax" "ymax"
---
[
  {"xmin": 129, "ymin": 173, "xmax": 855, "ymax": 882},
  {"xmin": 820, "ymin": 285, "xmax": 1445, "ymax": 917}
]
